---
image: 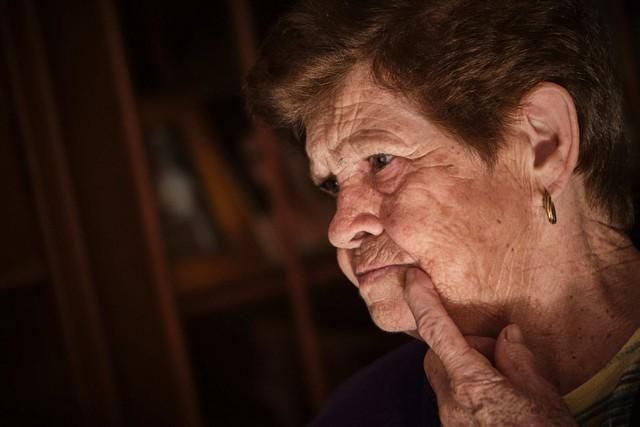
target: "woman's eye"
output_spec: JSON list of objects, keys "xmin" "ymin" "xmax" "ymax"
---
[
  {"xmin": 369, "ymin": 153, "xmax": 395, "ymax": 172},
  {"xmin": 319, "ymin": 177, "xmax": 340, "ymax": 196}
]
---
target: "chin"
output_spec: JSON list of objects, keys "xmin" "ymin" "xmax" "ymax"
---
[{"xmin": 367, "ymin": 300, "xmax": 417, "ymax": 333}]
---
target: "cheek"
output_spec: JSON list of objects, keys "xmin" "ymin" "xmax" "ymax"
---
[
  {"xmin": 382, "ymin": 185, "xmax": 472, "ymax": 254},
  {"xmin": 381, "ymin": 178, "xmax": 503, "ymax": 278}
]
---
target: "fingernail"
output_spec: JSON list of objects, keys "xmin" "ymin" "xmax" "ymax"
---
[
  {"xmin": 505, "ymin": 324, "xmax": 524, "ymax": 343},
  {"xmin": 405, "ymin": 268, "xmax": 417, "ymax": 282}
]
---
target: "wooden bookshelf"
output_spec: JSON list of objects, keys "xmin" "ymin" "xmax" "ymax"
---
[{"xmin": 115, "ymin": 0, "xmax": 334, "ymax": 411}]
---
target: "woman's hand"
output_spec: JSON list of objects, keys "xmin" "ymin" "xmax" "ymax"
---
[{"xmin": 404, "ymin": 268, "xmax": 576, "ymax": 426}]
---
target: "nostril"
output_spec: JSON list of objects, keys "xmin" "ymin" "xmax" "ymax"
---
[
  {"xmin": 328, "ymin": 212, "xmax": 384, "ymax": 249},
  {"xmin": 351, "ymin": 231, "xmax": 369, "ymax": 242},
  {"xmin": 328, "ymin": 218, "xmax": 370, "ymax": 249}
]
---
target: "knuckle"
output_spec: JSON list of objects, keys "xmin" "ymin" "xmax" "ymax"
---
[
  {"xmin": 450, "ymin": 374, "xmax": 507, "ymax": 407},
  {"xmin": 417, "ymin": 310, "xmax": 457, "ymax": 347},
  {"xmin": 416, "ymin": 309, "xmax": 444, "ymax": 334},
  {"xmin": 447, "ymin": 346, "xmax": 484, "ymax": 374}
]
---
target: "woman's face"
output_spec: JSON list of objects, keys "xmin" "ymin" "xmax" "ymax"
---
[{"xmin": 306, "ymin": 67, "xmax": 538, "ymax": 335}]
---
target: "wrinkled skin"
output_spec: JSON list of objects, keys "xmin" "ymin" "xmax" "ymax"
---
[
  {"xmin": 305, "ymin": 65, "xmax": 640, "ymax": 425},
  {"xmin": 306, "ymin": 65, "xmax": 536, "ymax": 335},
  {"xmin": 406, "ymin": 268, "xmax": 575, "ymax": 426}
]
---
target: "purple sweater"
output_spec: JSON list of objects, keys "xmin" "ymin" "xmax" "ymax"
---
[{"xmin": 310, "ymin": 340, "xmax": 440, "ymax": 426}]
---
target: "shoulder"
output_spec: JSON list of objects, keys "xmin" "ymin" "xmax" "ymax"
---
[{"xmin": 309, "ymin": 339, "xmax": 439, "ymax": 427}]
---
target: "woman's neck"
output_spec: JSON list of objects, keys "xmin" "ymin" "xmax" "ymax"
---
[{"xmin": 507, "ymin": 190, "xmax": 640, "ymax": 394}]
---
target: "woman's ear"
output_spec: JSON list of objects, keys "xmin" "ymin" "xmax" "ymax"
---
[{"xmin": 518, "ymin": 83, "xmax": 579, "ymax": 196}]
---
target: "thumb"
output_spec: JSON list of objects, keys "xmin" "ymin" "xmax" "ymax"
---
[{"xmin": 494, "ymin": 324, "xmax": 556, "ymax": 396}]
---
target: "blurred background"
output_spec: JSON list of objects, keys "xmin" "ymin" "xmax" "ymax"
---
[{"xmin": 1, "ymin": 0, "xmax": 639, "ymax": 426}]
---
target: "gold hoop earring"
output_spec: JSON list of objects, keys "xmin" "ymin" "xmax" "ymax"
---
[{"xmin": 543, "ymin": 189, "xmax": 557, "ymax": 224}]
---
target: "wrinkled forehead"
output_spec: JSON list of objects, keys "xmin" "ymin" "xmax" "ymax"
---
[
  {"xmin": 305, "ymin": 65, "xmax": 379, "ymax": 144},
  {"xmin": 304, "ymin": 65, "xmax": 421, "ymax": 174}
]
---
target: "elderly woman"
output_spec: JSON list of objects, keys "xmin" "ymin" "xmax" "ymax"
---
[{"xmin": 247, "ymin": 0, "xmax": 640, "ymax": 425}]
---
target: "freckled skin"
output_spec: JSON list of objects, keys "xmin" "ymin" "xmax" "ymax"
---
[{"xmin": 305, "ymin": 65, "xmax": 640, "ymax": 395}]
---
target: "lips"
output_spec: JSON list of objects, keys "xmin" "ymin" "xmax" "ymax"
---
[
  {"xmin": 355, "ymin": 264, "xmax": 389, "ymax": 276},
  {"xmin": 355, "ymin": 262, "xmax": 415, "ymax": 276},
  {"xmin": 355, "ymin": 264, "xmax": 413, "ymax": 288}
]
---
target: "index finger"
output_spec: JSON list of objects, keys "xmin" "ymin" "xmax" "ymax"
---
[{"xmin": 404, "ymin": 268, "xmax": 490, "ymax": 375}]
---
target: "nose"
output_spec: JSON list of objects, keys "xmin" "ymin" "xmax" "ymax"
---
[{"xmin": 328, "ymin": 179, "xmax": 383, "ymax": 249}]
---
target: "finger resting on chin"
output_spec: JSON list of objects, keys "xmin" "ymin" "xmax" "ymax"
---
[{"xmin": 404, "ymin": 272, "xmax": 477, "ymax": 373}]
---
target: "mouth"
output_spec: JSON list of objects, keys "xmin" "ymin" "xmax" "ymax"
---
[{"xmin": 355, "ymin": 264, "xmax": 413, "ymax": 288}]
